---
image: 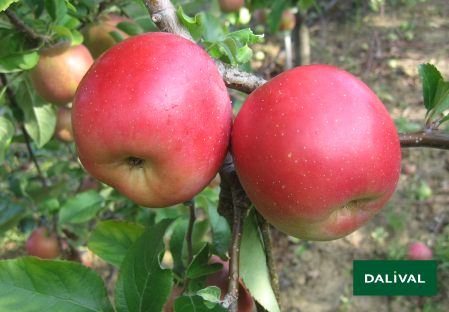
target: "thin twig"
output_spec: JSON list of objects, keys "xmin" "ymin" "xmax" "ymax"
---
[
  {"xmin": 399, "ymin": 131, "xmax": 449, "ymax": 150},
  {"xmin": 255, "ymin": 210, "xmax": 281, "ymax": 310},
  {"xmin": 182, "ymin": 197, "xmax": 196, "ymax": 293},
  {"xmin": 4, "ymin": 9, "xmax": 51, "ymax": 47}
]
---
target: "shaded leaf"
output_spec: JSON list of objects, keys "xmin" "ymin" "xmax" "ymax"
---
[
  {"xmin": 240, "ymin": 209, "xmax": 280, "ymax": 312},
  {"xmin": 418, "ymin": 63, "xmax": 443, "ymax": 110},
  {"xmin": 115, "ymin": 218, "xmax": 175, "ymax": 312},
  {"xmin": 0, "ymin": 116, "xmax": 14, "ymax": 165},
  {"xmin": 0, "ymin": 50, "xmax": 39, "ymax": 71},
  {"xmin": 0, "ymin": 257, "xmax": 114, "ymax": 312},
  {"xmin": 174, "ymin": 295, "xmax": 227, "ymax": 312},
  {"xmin": 116, "ymin": 21, "xmax": 143, "ymax": 36},
  {"xmin": 87, "ymin": 220, "xmax": 145, "ymax": 267},
  {"xmin": 59, "ymin": 190, "xmax": 104, "ymax": 224},
  {"xmin": 186, "ymin": 244, "xmax": 223, "ymax": 279}
]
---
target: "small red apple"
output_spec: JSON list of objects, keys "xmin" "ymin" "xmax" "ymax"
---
[
  {"xmin": 53, "ymin": 107, "xmax": 74, "ymax": 143},
  {"xmin": 279, "ymin": 10, "xmax": 296, "ymax": 31},
  {"xmin": 218, "ymin": 0, "xmax": 245, "ymax": 13},
  {"xmin": 206, "ymin": 255, "xmax": 253, "ymax": 312},
  {"xmin": 72, "ymin": 32, "xmax": 232, "ymax": 208},
  {"xmin": 163, "ymin": 286, "xmax": 183, "ymax": 312},
  {"xmin": 29, "ymin": 42, "xmax": 93, "ymax": 106},
  {"xmin": 232, "ymin": 64, "xmax": 402, "ymax": 241},
  {"xmin": 26, "ymin": 227, "xmax": 60, "ymax": 259},
  {"xmin": 406, "ymin": 243, "xmax": 432, "ymax": 260},
  {"xmin": 82, "ymin": 14, "xmax": 136, "ymax": 59}
]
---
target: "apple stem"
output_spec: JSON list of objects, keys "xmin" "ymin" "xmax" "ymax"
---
[
  {"xmin": 184, "ymin": 197, "xmax": 197, "ymax": 267},
  {"xmin": 182, "ymin": 197, "xmax": 196, "ymax": 293},
  {"xmin": 255, "ymin": 210, "xmax": 282, "ymax": 310},
  {"xmin": 217, "ymin": 154, "xmax": 252, "ymax": 311}
]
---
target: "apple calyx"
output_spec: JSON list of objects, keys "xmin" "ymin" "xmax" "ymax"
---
[{"xmin": 128, "ymin": 157, "xmax": 144, "ymax": 170}]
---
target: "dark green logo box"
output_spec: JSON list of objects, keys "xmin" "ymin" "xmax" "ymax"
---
[{"xmin": 353, "ymin": 260, "xmax": 437, "ymax": 296}]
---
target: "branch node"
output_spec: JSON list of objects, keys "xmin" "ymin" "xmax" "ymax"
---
[{"xmin": 152, "ymin": 13, "xmax": 162, "ymax": 23}]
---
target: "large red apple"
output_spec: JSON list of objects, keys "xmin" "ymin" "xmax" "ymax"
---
[
  {"xmin": 26, "ymin": 227, "xmax": 60, "ymax": 259},
  {"xmin": 218, "ymin": 0, "xmax": 245, "ymax": 13},
  {"xmin": 53, "ymin": 107, "xmax": 74, "ymax": 142},
  {"xmin": 72, "ymin": 32, "xmax": 232, "ymax": 208},
  {"xmin": 29, "ymin": 42, "xmax": 93, "ymax": 106},
  {"xmin": 82, "ymin": 14, "xmax": 135, "ymax": 59},
  {"xmin": 232, "ymin": 64, "xmax": 401, "ymax": 241}
]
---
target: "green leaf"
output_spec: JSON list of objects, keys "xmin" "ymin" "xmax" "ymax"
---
[
  {"xmin": 0, "ymin": 116, "xmax": 14, "ymax": 165},
  {"xmin": 0, "ymin": 200, "xmax": 27, "ymax": 234},
  {"xmin": 116, "ymin": 21, "xmax": 143, "ymax": 36},
  {"xmin": 418, "ymin": 63, "xmax": 443, "ymax": 110},
  {"xmin": 115, "ymin": 218, "xmax": 175, "ymax": 312},
  {"xmin": 186, "ymin": 244, "xmax": 223, "ymax": 279},
  {"xmin": 70, "ymin": 29, "xmax": 83, "ymax": 45},
  {"xmin": 59, "ymin": 190, "xmax": 104, "ymax": 224},
  {"xmin": 268, "ymin": 0, "xmax": 288, "ymax": 33},
  {"xmin": 57, "ymin": 14, "xmax": 80, "ymax": 29},
  {"xmin": 87, "ymin": 220, "xmax": 146, "ymax": 267},
  {"xmin": 0, "ymin": 257, "xmax": 113, "ymax": 311},
  {"xmin": 45, "ymin": 0, "xmax": 68, "ymax": 21},
  {"xmin": 197, "ymin": 286, "xmax": 221, "ymax": 307},
  {"xmin": 170, "ymin": 218, "xmax": 189, "ymax": 277},
  {"xmin": 65, "ymin": 0, "xmax": 76, "ymax": 11},
  {"xmin": 432, "ymin": 80, "xmax": 449, "ymax": 117},
  {"xmin": 52, "ymin": 25, "xmax": 73, "ymax": 40},
  {"xmin": 236, "ymin": 45, "xmax": 253, "ymax": 65},
  {"xmin": 109, "ymin": 30, "xmax": 125, "ymax": 43},
  {"xmin": 15, "ymin": 80, "xmax": 57, "ymax": 148},
  {"xmin": 240, "ymin": 209, "xmax": 281, "ymax": 312},
  {"xmin": 174, "ymin": 295, "xmax": 227, "ymax": 312},
  {"xmin": 199, "ymin": 195, "xmax": 231, "ymax": 253},
  {"xmin": 203, "ymin": 12, "xmax": 224, "ymax": 42},
  {"xmin": 0, "ymin": 50, "xmax": 39, "ymax": 71},
  {"xmin": 177, "ymin": 6, "xmax": 205, "ymax": 41},
  {"xmin": 0, "ymin": 0, "xmax": 19, "ymax": 12},
  {"xmin": 226, "ymin": 29, "xmax": 264, "ymax": 45},
  {"xmin": 298, "ymin": 0, "xmax": 316, "ymax": 10},
  {"xmin": 38, "ymin": 195, "xmax": 60, "ymax": 214}
]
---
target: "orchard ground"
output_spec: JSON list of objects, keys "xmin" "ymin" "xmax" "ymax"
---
[{"xmin": 1, "ymin": 0, "xmax": 449, "ymax": 311}]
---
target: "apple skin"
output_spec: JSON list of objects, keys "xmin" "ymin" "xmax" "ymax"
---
[
  {"xmin": 232, "ymin": 64, "xmax": 402, "ymax": 241},
  {"xmin": 72, "ymin": 32, "xmax": 232, "ymax": 208},
  {"xmin": 53, "ymin": 107, "xmax": 74, "ymax": 143},
  {"xmin": 218, "ymin": 0, "xmax": 245, "ymax": 13},
  {"xmin": 82, "ymin": 14, "xmax": 135, "ymax": 59},
  {"xmin": 206, "ymin": 255, "xmax": 253, "ymax": 312},
  {"xmin": 406, "ymin": 243, "xmax": 432, "ymax": 260},
  {"xmin": 26, "ymin": 227, "xmax": 60, "ymax": 259},
  {"xmin": 279, "ymin": 11, "xmax": 296, "ymax": 31},
  {"xmin": 29, "ymin": 42, "xmax": 93, "ymax": 106}
]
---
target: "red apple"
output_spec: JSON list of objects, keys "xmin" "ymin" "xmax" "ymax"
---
[
  {"xmin": 163, "ymin": 286, "xmax": 183, "ymax": 312},
  {"xmin": 29, "ymin": 42, "xmax": 93, "ymax": 106},
  {"xmin": 82, "ymin": 14, "xmax": 135, "ymax": 59},
  {"xmin": 205, "ymin": 256, "xmax": 253, "ymax": 312},
  {"xmin": 218, "ymin": 0, "xmax": 245, "ymax": 13},
  {"xmin": 53, "ymin": 107, "xmax": 74, "ymax": 142},
  {"xmin": 72, "ymin": 32, "xmax": 232, "ymax": 208},
  {"xmin": 232, "ymin": 64, "xmax": 402, "ymax": 241},
  {"xmin": 406, "ymin": 243, "xmax": 432, "ymax": 260},
  {"xmin": 26, "ymin": 227, "xmax": 60, "ymax": 259},
  {"xmin": 279, "ymin": 10, "xmax": 296, "ymax": 31}
]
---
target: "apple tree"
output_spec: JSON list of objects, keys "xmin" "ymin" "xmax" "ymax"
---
[{"xmin": 0, "ymin": 0, "xmax": 448, "ymax": 312}]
